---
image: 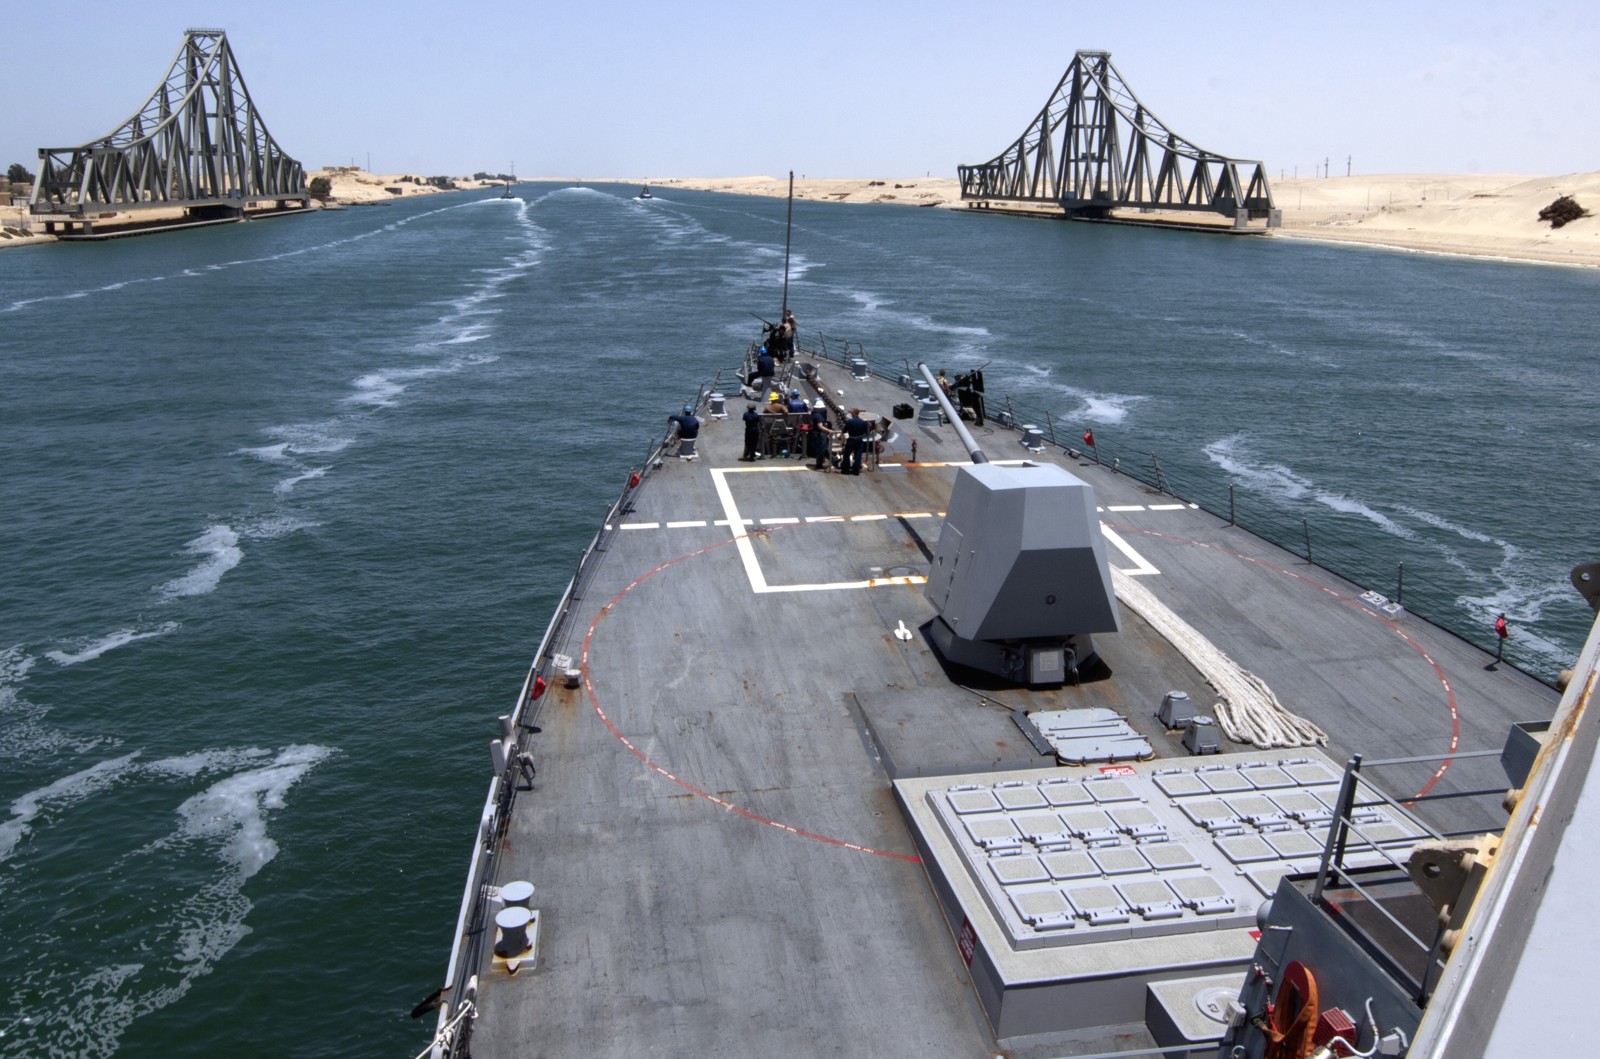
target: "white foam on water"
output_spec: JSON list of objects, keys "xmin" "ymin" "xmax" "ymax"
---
[
  {"xmin": 143, "ymin": 747, "xmax": 273, "ymax": 779},
  {"xmin": 171, "ymin": 744, "xmax": 334, "ymax": 880},
  {"xmin": 444, "ymin": 325, "xmax": 491, "ymax": 344},
  {"xmin": 236, "ymin": 514, "xmax": 320, "ymax": 541},
  {"xmin": 155, "ymin": 525, "xmax": 242, "ymax": 601},
  {"xmin": 11, "ymin": 961, "xmax": 146, "ymax": 1059},
  {"xmin": 234, "ymin": 441, "xmax": 292, "ymax": 463},
  {"xmin": 3, "ymin": 203, "xmax": 498, "ymax": 319},
  {"xmin": 44, "ymin": 622, "xmax": 181, "ymax": 667},
  {"xmin": 1397, "ymin": 504, "xmax": 1500, "ymax": 547},
  {"xmin": 0, "ymin": 645, "xmax": 92, "ymax": 759},
  {"xmin": 1204, "ymin": 434, "xmax": 1314, "ymax": 501},
  {"xmin": 2, "ymin": 274, "xmax": 167, "ymax": 315},
  {"xmin": 345, "ymin": 353, "xmax": 499, "ymax": 408},
  {"xmin": 846, "ymin": 288, "xmax": 884, "ymax": 312},
  {"xmin": 346, "ymin": 372, "xmax": 407, "ymax": 407},
  {"xmin": 0, "ymin": 752, "xmax": 142, "ymax": 864},
  {"xmin": 1076, "ymin": 395, "xmax": 1132, "ymax": 425},
  {"xmin": 839, "ymin": 290, "xmax": 996, "ymax": 340},
  {"xmin": 263, "ymin": 422, "xmax": 354, "ymax": 455},
  {"xmin": 1206, "ymin": 437, "xmax": 1411, "ymax": 537},
  {"xmin": 273, "ymin": 466, "xmax": 328, "ymax": 497},
  {"xmin": 1395, "ymin": 505, "xmax": 1579, "ymax": 666},
  {"xmin": 2, "ymin": 745, "xmax": 335, "ymax": 1057},
  {"xmin": 1011, "ymin": 365, "xmax": 1143, "ymax": 425},
  {"xmin": 1, "ymin": 643, "xmax": 37, "ymax": 688},
  {"xmin": 1308, "ymin": 489, "xmax": 1415, "ymax": 540}
]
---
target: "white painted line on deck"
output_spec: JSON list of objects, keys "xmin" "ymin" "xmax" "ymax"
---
[
  {"xmin": 1148, "ymin": 503, "xmax": 1191, "ymax": 511},
  {"xmin": 805, "ymin": 515, "xmax": 846, "ymax": 523},
  {"xmin": 710, "ymin": 468, "xmax": 772, "ymax": 593},
  {"xmin": 620, "ymin": 522, "xmax": 660, "ymax": 530},
  {"xmin": 761, "ymin": 517, "xmax": 801, "ymax": 525},
  {"xmin": 708, "ymin": 468, "xmax": 929, "ymax": 595},
  {"xmin": 666, "ymin": 520, "xmax": 708, "ymax": 528},
  {"xmin": 1107, "ymin": 505, "xmax": 1145, "ymax": 512},
  {"xmin": 850, "ymin": 514, "xmax": 889, "ymax": 522},
  {"xmin": 1100, "ymin": 524, "xmax": 1160, "ymax": 577}
]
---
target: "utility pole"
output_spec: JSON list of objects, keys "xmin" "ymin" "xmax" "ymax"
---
[
  {"xmin": 1347, "ymin": 155, "xmax": 1352, "ymax": 177},
  {"xmin": 1324, "ymin": 156, "xmax": 1329, "ymax": 178}
]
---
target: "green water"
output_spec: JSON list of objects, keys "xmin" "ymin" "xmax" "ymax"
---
[{"xmin": 1, "ymin": 184, "xmax": 1594, "ymax": 1057}]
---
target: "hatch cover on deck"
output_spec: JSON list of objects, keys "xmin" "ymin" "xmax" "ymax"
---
[
  {"xmin": 1028, "ymin": 708, "xmax": 1154, "ymax": 764},
  {"xmin": 901, "ymin": 751, "xmax": 1426, "ymax": 953}
]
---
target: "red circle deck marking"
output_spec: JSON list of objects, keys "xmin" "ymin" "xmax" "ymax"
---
[
  {"xmin": 1110, "ymin": 524, "xmax": 1461, "ymax": 800},
  {"xmin": 581, "ymin": 528, "xmax": 921, "ymax": 863}
]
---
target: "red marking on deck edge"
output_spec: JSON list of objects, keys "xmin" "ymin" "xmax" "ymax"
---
[
  {"xmin": 1110, "ymin": 524, "xmax": 1462, "ymax": 800},
  {"xmin": 581, "ymin": 528, "xmax": 922, "ymax": 863}
]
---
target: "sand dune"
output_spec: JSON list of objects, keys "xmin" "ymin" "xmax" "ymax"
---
[
  {"xmin": 1271, "ymin": 172, "xmax": 1600, "ymax": 267},
  {"xmin": 635, "ymin": 171, "xmax": 1600, "ymax": 268},
  {"xmin": 309, "ymin": 166, "xmax": 504, "ymax": 204}
]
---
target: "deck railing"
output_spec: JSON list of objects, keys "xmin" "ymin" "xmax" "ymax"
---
[
  {"xmin": 802, "ymin": 331, "xmax": 1552, "ymax": 683},
  {"xmin": 1311, "ymin": 751, "xmax": 1511, "ymax": 1006},
  {"xmin": 426, "ymin": 373, "xmax": 727, "ymax": 1057},
  {"xmin": 426, "ymin": 339, "xmax": 1547, "ymax": 1056}
]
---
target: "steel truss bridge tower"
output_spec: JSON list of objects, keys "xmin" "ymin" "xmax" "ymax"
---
[
  {"xmin": 958, "ymin": 51, "xmax": 1279, "ymax": 229},
  {"xmin": 31, "ymin": 28, "xmax": 308, "ymax": 234}
]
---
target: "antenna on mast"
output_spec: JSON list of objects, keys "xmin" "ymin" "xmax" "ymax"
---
[{"xmin": 781, "ymin": 171, "xmax": 794, "ymax": 317}]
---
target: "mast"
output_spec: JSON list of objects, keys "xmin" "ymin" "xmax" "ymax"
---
[{"xmin": 781, "ymin": 170, "xmax": 794, "ymax": 317}]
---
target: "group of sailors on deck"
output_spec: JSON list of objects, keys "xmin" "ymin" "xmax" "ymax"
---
[
  {"xmin": 666, "ymin": 313, "xmax": 876, "ymax": 473},
  {"xmin": 761, "ymin": 309, "xmax": 797, "ymax": 360},
  {"xmin": 736, "ymin": 390, "xmax": 870, "ymax": 474}
]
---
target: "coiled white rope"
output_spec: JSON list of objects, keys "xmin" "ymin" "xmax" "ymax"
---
[{"xmin": 1111, "ymin": 566, "xmax": 1328, "ymax": 749}]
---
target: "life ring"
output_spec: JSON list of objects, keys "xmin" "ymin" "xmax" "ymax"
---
[{"xmin": 1263, "ymin": 960, "xmax": 1319, "ymax": 1059}]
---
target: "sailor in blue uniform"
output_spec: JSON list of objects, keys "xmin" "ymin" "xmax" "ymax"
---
[
  {"xmin": 740, "ymin": 404, "xmax": 762, "ymax": 461},
  {"xmin": 840, "ymin": 409, "xmax": 870, "ymax": 476},
  {"xmin": 807, "ymin": 398, "xmax": 835, "ymax": 469},
  {"xmin": 667, "ymin": 405, "xmax": 701, "ymax": 459},
  {"xmin": 749, "ymin": 348, "xmax": 776, "ymax": 397},
  {"xmin": 668, "ymin": 405, "xmax": 700, "ymax": 439}
]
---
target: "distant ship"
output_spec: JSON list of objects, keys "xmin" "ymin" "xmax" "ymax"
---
[{"xmin": 637, "ymin": 185, "xmax": 653, "ymax": 199}]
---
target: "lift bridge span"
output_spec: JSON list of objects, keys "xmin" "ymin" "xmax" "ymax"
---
[
  {"xmin": 958, "ymin": 51, "xmax": 1279, "ymax": 230},
  {"xmin": 30, "ymin": 29, "xmax": 308, "ymax": 236}
]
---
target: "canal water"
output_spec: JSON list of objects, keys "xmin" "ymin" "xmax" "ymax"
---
[{"xmin": 1, "ymin": 184, "xmax": 1595, "ymax": 1057}]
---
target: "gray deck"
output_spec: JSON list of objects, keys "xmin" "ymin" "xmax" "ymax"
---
[{"xmin": 465, "ymin": 359, "xmax": 1557, "ymax": 1058}]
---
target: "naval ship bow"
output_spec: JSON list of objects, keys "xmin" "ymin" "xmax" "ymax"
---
[{"xmin": 422, "ymin": 329, "xmax": 1588, "ymax": 1059}]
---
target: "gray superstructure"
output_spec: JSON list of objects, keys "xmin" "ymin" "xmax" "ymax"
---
[{"xmin": 426, "ymin": 338, "xmax": 1571, "ymax": 1058}]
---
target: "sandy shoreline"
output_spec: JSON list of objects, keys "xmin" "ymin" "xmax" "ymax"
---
[
  {"xmin": 6, "ymin": 168, "xmax": 1597, "ymax": 267},
  {"xmin": 628, "ymin": 172, "xmax": 1600, "ymax": 269}
]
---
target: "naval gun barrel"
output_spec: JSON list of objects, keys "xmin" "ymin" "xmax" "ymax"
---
[{"xmin": 917, "ymin": 362, "xmax": 987, "ymax": 464}]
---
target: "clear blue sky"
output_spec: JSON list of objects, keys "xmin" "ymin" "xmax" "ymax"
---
[{"xmin": 5, "ymin": 1, "xmax": 1596, "ymax": 180}]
